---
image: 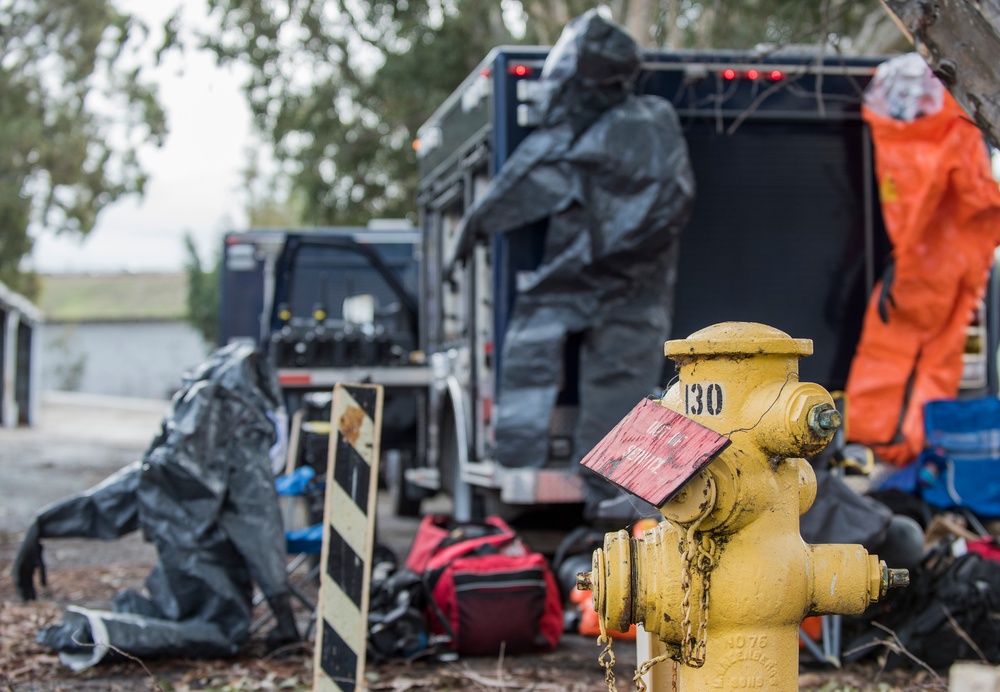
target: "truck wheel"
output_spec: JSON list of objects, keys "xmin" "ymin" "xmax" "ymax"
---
[{"xmin": 386, "ymin": 450, "xmax": 422, "ymax": 518}]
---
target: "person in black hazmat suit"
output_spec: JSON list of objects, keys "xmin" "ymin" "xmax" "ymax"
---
[
  {"xmin": 451, "ymin": 10, "xmax": 695, "ymax": 520},
  {"xmin": 13, "ymin": 343, "xmax": 298, "ymax": 669}
]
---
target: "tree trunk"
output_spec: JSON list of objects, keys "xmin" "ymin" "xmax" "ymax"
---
[
  {"xmin": 663, "ymin": 0, "xmax": 682, "ymax": 48},
  {"xmin": 524, "ymin": 0, "xmax": 571, "ymax": 44},
  {"xmin": 623, "ymin": 0, "xmax": 658, "ymax": 47},
  {"xmin": 851, "ymin": 6, "xmax": 908, "ymax": 55},
  {"xmin": 881, "ymin": 0, "xmax": 1000, "ymax": 148}
]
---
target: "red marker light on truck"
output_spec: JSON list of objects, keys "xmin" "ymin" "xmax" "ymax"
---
[
  {"xmin": 746, "ymin": 69, "xmax": 760, "ymax": 80},
  {"xmin": 721, "ymin": 69, "xmax": 737, "ymax": 80},
  {"xmin": 279, "ymin": 373, "xmax": 313, "ymax": 386},
  {"xmin": 508, "ymin": 64, "xmax": 532, "ymax": 77},
  {"xmin": 768, "ymin": 70, "xmax": 784, "ymax": 81}
]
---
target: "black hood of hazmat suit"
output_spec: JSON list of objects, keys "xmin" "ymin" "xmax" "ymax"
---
[
  {"xmin": 14, "ymin": 343, "xmax": 297, "ymax": 670},
  {"xmin": 453, "ymin": 10, "xmax": 695, "ymax": 518}
]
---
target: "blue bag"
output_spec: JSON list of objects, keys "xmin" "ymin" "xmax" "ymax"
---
[{"xmin": 918, "ymin": 396, "xmax": 1000, "ymax": 518}]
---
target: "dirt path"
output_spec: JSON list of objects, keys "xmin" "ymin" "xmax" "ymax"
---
[
  {"xmin": 0, "ymin": 393, "xmax": 938, "ymax": 690},
  {"xmin": 0, "ymin": 393, "xmax": 635, "ymax": 690}
]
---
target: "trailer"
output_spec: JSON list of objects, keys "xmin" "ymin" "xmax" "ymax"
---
[{"xmin": 410, "ymin": 47, "xmax": 999, "ymax": 520}]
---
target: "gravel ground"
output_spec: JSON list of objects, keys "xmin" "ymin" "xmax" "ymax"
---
[
  {"xmin": 0, "ymin": 393, "xmax": 633, "ymax": 690},
  {"xmin": 0, "ymin": 392, "xmax": 958, "ymax": 690}
]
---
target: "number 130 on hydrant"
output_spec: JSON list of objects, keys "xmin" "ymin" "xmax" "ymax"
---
[{"xmin": 578, "ymin": 322, "xmax": 909, "ymax": 691}]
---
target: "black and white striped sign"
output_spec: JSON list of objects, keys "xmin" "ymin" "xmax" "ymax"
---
[{"xmin": 313, "ymin": 383, "xmax": 384, "ymax": 692}]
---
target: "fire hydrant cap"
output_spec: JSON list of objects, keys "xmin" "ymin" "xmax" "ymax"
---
[{"xmin": 665, "ymin": 321, "xmax": 813, "ymax": 358}]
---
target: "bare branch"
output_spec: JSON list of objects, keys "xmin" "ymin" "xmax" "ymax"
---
[
  {"xmin": 70, "ymin": 633, "xmax": 161, "ymax": 690},
  {"xmin": 941, "ymin": 605, "xmax": 989, "ymax": 664},
  {"xmin": 870, "ymin": 621, "xmax": 946, "ymax": 685}
]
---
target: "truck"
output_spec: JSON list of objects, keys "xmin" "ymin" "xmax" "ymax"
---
[
  {"xmin": 408, "ymin": 47, "xmax": 1000, "ymax": 520},
  {"xmin": 220, "ymin": 226, "xmax": 432, "ymax": 515}
]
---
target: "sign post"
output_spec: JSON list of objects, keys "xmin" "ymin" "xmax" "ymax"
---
[{"xmin": 314, "ymin": 383, "xmax": 384, "ymax": 692}]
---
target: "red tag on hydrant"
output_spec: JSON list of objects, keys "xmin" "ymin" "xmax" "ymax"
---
[{"xmin": 580, "ymin": 398, "xmax": 730, "ymax": 507}]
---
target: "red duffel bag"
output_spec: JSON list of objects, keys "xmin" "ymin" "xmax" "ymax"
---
[{"xmin": 405, "ymin": 514, "xmax": 563, "ymax": 656}]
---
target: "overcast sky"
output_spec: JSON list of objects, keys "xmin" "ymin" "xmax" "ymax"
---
[{"xmin": 27, "ymin": 1, "xmax": 253, "ymax": 275}]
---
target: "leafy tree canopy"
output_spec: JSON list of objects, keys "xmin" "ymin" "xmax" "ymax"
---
[
  {"xmin": 525, "ymin": 0, "xmax": 904, "ymax": 52},
  {"xmin": 203, "ymin": 0, "xmax": 529, "ymax": 226},
  {"xmin": 0, "ymin": 0, "xmax": 170, "ymax": 297},
  {"xmin": 204, "ymin": 1, "xmax": 905, "ymax": 229}
]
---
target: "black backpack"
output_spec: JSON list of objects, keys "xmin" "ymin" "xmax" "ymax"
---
[{"xmin": 847, "ymin": 540, "xmax": 1000, "ymax": 669}]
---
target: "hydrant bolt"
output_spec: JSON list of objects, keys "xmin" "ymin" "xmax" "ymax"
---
[
  {"xmin": 577, "ymin": 571, "xmax": 593, "ymax": 592},
  {"xmin": 808, "ymin": 403, "xmax": 842, "ymax": 436},
  {"xmin": 883, "ymin": 565, "xmax": 910, "ymax": 592}
]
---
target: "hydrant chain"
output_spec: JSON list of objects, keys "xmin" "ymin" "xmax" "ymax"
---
[
  {"xmin": 599, "ymin": 637, "xmax": 617, "ymax": 692},
  {"xmin": 696, "ymin": 534, "xmax": 716, "ymax": 663},
  {"xmin": 679, "ymin": 475, "xmax": 717, "ymax": 668},
  {"xmin": 597, "ymin": 597, "xmax": 619, "ymax": 692},
  {"xmin": 633, "ymin": 650, "xmax": 676, "ymax": 692},
  {"xmin": 696, "ymin": 535, "xmax": 717, "ymax": 569}
]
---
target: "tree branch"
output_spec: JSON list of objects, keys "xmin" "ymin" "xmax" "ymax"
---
[{"xmin": 881, "ymin": 0, "xmax": 1000, "ymax": 148}]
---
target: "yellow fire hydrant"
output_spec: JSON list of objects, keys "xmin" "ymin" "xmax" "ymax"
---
[{"xmin": 578, "ymin": 322, "xmax": 908, "ymax": 690}]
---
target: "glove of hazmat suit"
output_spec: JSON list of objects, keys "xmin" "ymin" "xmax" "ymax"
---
[
  {"xmin": 452, "ymin": 10, "xmax": 695, "ymax": 517},
  {"xmin": 14, "ymin": 343, "xmax": 297, "ymax": 670}
]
